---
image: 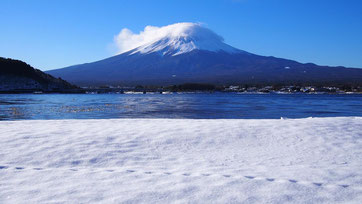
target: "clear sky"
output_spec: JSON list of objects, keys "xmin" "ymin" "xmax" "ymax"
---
[{"xmin": 1, "ymin": 0, "xmax": 362, "ymax": 71}]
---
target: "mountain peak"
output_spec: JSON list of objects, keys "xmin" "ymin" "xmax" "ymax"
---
[
  {"xmin": 117, "ymin": 22, "xmax": 242, "ymax": 56},
  {"xmin": 47, "ymin": 22, "xmax": 362, "ymax": 86}
]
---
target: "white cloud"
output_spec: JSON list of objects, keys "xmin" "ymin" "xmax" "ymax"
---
[{"xmin": 113, "ymin": 22, "xmax": 221, "ymax": 54}]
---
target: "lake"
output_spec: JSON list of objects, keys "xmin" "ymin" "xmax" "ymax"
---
[{"xmin": 0, "ymin": 93, "xmax": 361, "ymax": 120}]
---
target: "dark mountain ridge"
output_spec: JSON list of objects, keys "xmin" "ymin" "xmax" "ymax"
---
[{"xmin": 0, "ymin": 57, "xmax": 79, "ymax": 93}]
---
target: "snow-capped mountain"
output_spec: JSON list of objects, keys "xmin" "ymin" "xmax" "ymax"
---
[
  {"xmin": 46, "ymin": 22, "xmax": 362, "ymax": 86},
  {"xmin": 127, "ymin": 23, "xmax": 242, "ymax": 56}
]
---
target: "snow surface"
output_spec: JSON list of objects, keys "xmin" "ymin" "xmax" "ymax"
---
[
  {"xmin": 1, "ymin": 117, "xmax": 362, "ymax": 203},
  {"xmin": 115, "ymin": 22, "xmax": 242, "ymax": 56}
]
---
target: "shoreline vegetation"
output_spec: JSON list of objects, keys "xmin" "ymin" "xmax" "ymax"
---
[
  {"xmin": 80, "ymin": 83, "xmax": 362, "ymax": 94},
  {"xmin": 3, "ymin": 83, "xmax": 360, "ymax": 94},
  {"xmin": 0, "ymin": 83, "xmax": 362, "ymax": 94}
]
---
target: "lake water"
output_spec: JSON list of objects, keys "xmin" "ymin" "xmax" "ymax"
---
[{"xmin": 0, "ymin": 93, "xmax": 361, "ymax": 120}]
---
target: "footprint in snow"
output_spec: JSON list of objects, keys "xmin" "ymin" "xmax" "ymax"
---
[
  {"xmin": 0, "ymin": 165, "xmax": 351, "ymax": 190},
  {"xmin": 71, "ymin": 160, "xmax": 82, "ymax": 165},
  {"xmin": 33, "ymin": 168, "xmax": 43, "ymax": 170}
]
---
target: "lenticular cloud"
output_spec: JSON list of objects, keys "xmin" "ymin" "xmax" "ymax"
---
[{"xmin": 114, "ymin": 22, "xmax": 224, "ymax": 54}]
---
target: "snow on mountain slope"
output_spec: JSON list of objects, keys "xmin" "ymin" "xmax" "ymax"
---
[
  {"xmin": 1, "ymin": 118, "xmax": 362, "ymax": 203},
  {"xmin": 117, "ymin": 22, "xmax": 243, "ymax": 56}
]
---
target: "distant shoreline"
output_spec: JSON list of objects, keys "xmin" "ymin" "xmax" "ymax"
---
[
  {"xmin": 2, "ymin": 83, "xmax": 362, "ymax": 94},
  {"xmin": 1, "ymin": 91, "xmax": 361, "ymax": 95},
  {"xmin": 2, "ymin": 89, "xmax": 361, "ymax": 95}
]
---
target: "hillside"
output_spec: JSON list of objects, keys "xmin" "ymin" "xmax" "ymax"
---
[{"xmin": 0, "ymin": 57, "xmax": 79, "ymax": 93}]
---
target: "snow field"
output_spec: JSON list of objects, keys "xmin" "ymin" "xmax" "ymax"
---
[{"xmin": 0, "ymin": 118, "xmax": 362, "ymax": 203}]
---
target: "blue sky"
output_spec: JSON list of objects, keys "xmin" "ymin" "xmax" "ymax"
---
[{"xmin": 1, "ymin": 0, "xmax": 362, "ymax": 71}]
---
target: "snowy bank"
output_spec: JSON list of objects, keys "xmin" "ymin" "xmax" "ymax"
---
[{"xmin": 1, "ymin": 118, "xmax": 362, "ymax": 203}]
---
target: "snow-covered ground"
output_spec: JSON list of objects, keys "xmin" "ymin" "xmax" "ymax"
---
[{"xmin": 1, "ymin": 118, "xmax": 362, "ymax": 203}]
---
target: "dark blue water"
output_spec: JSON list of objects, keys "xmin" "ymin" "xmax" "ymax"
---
[{"xmin": 0, "ymin": 93, "xmax": 361, "ymax": 120}]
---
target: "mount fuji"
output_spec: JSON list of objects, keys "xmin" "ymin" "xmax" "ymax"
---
[{"xmin": 47, "ymin": 23, "xmax": 362, "ymax": 86}]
